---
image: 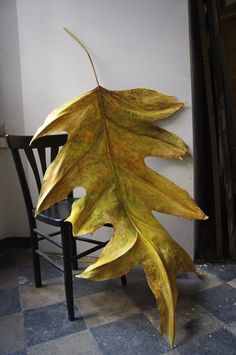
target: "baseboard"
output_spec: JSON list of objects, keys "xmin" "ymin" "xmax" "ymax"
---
[{"xmin": 0, "ymin": 236, "xmax": 31, "ymax": 249}]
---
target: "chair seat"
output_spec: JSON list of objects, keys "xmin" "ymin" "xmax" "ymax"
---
[{"xmin": 35, "ymin": 198, "xmax": 78, "ymax": 227}]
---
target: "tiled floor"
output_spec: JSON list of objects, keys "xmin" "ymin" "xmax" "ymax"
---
[{"xmin": 0, "ymin": 247, "xmax": 236, "ymax": 355}]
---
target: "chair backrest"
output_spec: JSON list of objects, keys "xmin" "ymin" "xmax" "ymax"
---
[{"xmin": 7, "ymin": 134, "xmax": 68, "ymax": 230}]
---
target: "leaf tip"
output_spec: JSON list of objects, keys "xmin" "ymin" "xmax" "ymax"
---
[
  {"xmin": 34, "ymin": 207, "xmax": 39, "ymax": 217},
  {"xmin": 29, "ymin": 135, "xmax": 37, "ymax": 146},
  {"xmin": 77, "ymin": 270, "xmax": 90, "ymax": 279}
]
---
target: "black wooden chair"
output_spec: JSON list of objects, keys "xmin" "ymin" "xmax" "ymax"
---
[{"xmin": 7, "ymin": 134, "xmax": 127, "ymax": 321}]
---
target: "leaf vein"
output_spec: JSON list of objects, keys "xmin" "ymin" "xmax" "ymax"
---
[{"xmin": 106, "ymin": 116, "xmax": 186, "ymax": 154}]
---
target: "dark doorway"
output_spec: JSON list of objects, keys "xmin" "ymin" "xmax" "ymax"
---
[{"xmin": 189, "ymin": 0, "xmax": 236, "ymax": 261}]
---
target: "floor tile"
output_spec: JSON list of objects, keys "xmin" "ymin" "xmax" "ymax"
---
[
  {"xmin": 192, "ymin": 284, "xmax": 236, "ymax": 324},
  {"xmin": 126, "ymin": 266, "xmax": 146, "ymax": 284},
  {"xmin": 1, "ymin": 247, "xmax": 236, "ymax": 354},
  {"xmin": 177, "ymin": 327, "xmax": 236, "ymax": 355},
  {"xmin": 123, "ymin": 279, "xmax": 156, "ymax": 311},
  {"xmin": 24, "ymin": 302, "xmax": 86, "ymax": 346},
  {"xmin": 0, "ymin": 267, "xmax": 17, "ymax": 289},
  {"xmin": 228, "ymin": 321, "xmax": 236, "ymax": 335},
  {"xmin": 27, "ymin": 329, "xmax": 101, "ymax": 355},
  {"xmin": 0, "ymin": 313, "xmax": 25, "ymax": 354},
  {"xmin": 177, "ymin": 270, "xmax": 223, "ymax": 295},
  {"xmin": 15, "ymin": 248, "xmax": 32, "ymax": 265},
  {"xmin": 17, "ymin": 259, "xmax": 62, "ymax": 287},
  {"xmin": 73, "ymin": 276, "xmax": 118, "ymax": 298},
  {"xmin": 6, "ymin": 348, "xmax": 27, "ymax": 355},
  {"xmin": 198, "ymin": 263, "xmax": 236, "ymax": 282},
  {"xmin": 228, "ymin": 278, "xmax": 236, "ymax": 288},
  {"xmin": 0, "ymin": 287, "xmax": 21, "ymax": 317},
  {"xmin": 145, "ymin": 297, "xmax": 222, "ymax": 347},
  {"xmin": 20, "ymin": 277, "xmax": 65, "ymax": 310},
  {"xmin": 91, "ymin": 313, "xmax": 170, "ymax": 355},
  {"xmin": 74, "ymin": 266, "xmax": 145, "ymax": 294},
  {"xmin": 16, "ymin": 250, "xmax": 62, "ymax": 269},
  {"xmin": 75, "ymin": 287, "xmax": 140, "ymax": 328}
]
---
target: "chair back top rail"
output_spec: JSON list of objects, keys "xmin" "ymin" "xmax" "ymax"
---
[
  {"xmin": 7, "ymin": 134, "xmax": 67, "ymax": 149},
  {"xmin": 6, "ymin": 134, "xmax": 68, "ymax": 227}
]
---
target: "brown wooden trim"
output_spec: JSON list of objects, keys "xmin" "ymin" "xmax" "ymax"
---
[{"xmin": 197, "ymin": 0, "xmax": 224, "ymax": 257}]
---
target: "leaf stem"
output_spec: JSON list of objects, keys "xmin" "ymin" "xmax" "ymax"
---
[{"xmin": 63, "ymin": 27, "xmax": 100, "ymax": 87}]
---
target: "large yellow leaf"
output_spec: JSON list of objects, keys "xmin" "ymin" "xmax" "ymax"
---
[{"xmin": 32, "ymin": 30, "xmax": 207, "ymax": 347}]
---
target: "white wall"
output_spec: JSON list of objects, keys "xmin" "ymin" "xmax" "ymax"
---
[
  {"xmin": 0, "ymin": 0, "xmax": 29, "ymax": 239},
  {"xmin": 15, "ymin": 0, "xmax": 194, "ymax": 256}
]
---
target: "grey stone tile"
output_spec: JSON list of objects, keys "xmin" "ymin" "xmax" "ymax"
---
[
  {"xmin": 123, "ymin": 279, "xmax": 156, "ymax": 311},
  {"xmin": 91, "ymin": 313, "xmax": 170, "ymax": 355},
  {"xmin": 145, "ymin": 297, "xmax": 222, "ymax": 347},
  {"xmin": 0, "ymin": 313, "xmax": 25, "ymax": 354},
  {"xmin": 177, "ymin": 327, "xmax": 236, "ymax": 355},
  {"xmin": 228, "ymin": 321, "xmax": 236, "ymax": 335},
  {"xmin": 73, "ymin": 276, "xmax": 118, "ymax": 298},
  {"xmin": 198, "ymin": 263, "xmax": 236, "ymax": 282},
  {"xmin": 40, "ymin": 259, "xmax": 63, "ymax": 281},
  {"xmin": 75, "ymin": 288, "xmax": 140, "ymax": 328},
  {"xmin": 192, "ymin": 284, "xmax": 236, "ymax": 324},
  {"xmin": 126, "ymin": 266, "xmax": 146, "ymax": 284},
  {"xmin": 27, "ymin": 330, "xmax": 101, "ymax": 355},
  {"xmin": 177, "ymin": 270, "xmax": 223, "ymax": 295},
  {"xmin": 17, "ymin": 276, "xmax": 30, "ymax": 287},
  {"xmin": 2, "ymin": 247, "xmax": 235, "ymax": 354},
  {"xmin": 77, "ymin": 258, "xmax": 146, "ymax": 286},
  {"xmin": 6, "ymin": 348, "xmax": 27, "ymax": 355},
  {"xmin": 228, "ymin": 278, "xmax": 236, "ymax": 288},
  {"xmin": 16, "ymin": 250, "xmax": 63, "ymax": 269},
  {"xmin": 15, "ymin": 248, "xmax": 32, "ymax": 266},
  {"xmin": 20, "ymin": 277, "xmax": 65, "ymax": 310},
  {"xmin": 17, "ymin": 259, "xmax": 62, "ymax": 287},
  {"xmin": 24, "ymin": 302, "xmax": 86, "ymax": 346},
  {"xmin": 0, "ymin": 287, "xmax": 21, "ymax": 316},
  {"xmin": 0, "ymin": 267, "xmax": 17, "ymax": 289}
]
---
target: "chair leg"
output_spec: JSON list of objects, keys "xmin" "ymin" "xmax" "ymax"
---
[
  {"xmin": 61, "ymin": 222, "xmax": 75, "ymax": 321},
  {"xmin": 31, "ymin": 229, "xmax": 42, "ymax": 287},
  {"xmin": 121, "ymin": 275, "xmax": 127, "ymax": 286},
  {"xmin": 70, "ymin": 235, "xmax": 79, "ymax": 271}
]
